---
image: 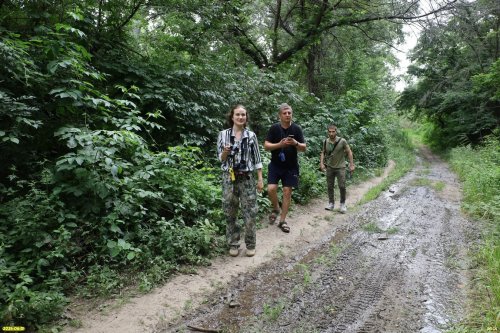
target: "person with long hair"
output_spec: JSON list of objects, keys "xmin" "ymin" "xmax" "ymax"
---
[{"xmin": 217, "ymin": 105, "xmax": 263, "ymax": 257}]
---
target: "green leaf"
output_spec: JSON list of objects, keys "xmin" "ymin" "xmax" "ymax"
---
[
  {"xmin": 38, "ymin": 258, "xmax": 50, "ymax": 267},
  {"xmin": 110, "ymin": 224, "xmax": 122, "ymax": 233},
  {"xmin": 110, "ymin": 247, "xmax": 121, "ymax": 257}
]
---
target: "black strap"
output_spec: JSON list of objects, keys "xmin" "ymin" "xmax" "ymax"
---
[
  {"xmin": 324, "ymin": 138, "xmax": 340, "ymax": 158},
  {"xmin": 228, "ymin": 128, "xmax": 248, "ymax": 167}
]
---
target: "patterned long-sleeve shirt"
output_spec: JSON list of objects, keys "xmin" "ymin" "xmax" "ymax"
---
[{"xmin": 217, "ymin": 128, "xmax": 263, "ymax": 172}]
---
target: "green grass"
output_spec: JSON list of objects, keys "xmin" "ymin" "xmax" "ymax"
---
[
  {"xmin": 448, "ymin": 136, "xmax": 500, "ymax": 332},
  {"xmin": 361, "ymin": 222, "xmax": 399, "ymax": 235},
  {"xmin": 262, "ymin": 300, "xmax": 285, "ymax": 321},
  {"xmin": 296, "ymin": 263, "xmax": 312, "ymax": 286},
  {"xmin": 362, "ymin": 222, "xmax": 383, "ymax": 233},
  {"xmin": 433, "ymin": 181, "xmax": 445, "ymax": 191},
  {"xmin": 411, "ymin": 177, "xmax": 433, "ymax": 187},
  {"xmin": 386, "ymin": 227, "xmax": 399, "ymax": 235},
  {"xmin": 314, "ymin": 244, "xmax": 341, "ymax": 266},
  {"xmin": 410, "ymin": 178, "xmax": 446, "ymax": 191}
]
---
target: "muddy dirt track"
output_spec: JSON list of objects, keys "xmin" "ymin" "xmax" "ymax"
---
[
  {"xmin": 166, "ymin": 148, "xmax": 476, "ymax": 333},
  {"xmin": 66, "ymin": 147, "xmax": 477, "ymax": 333}
]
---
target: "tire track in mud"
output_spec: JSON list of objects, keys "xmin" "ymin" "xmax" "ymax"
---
[{"xmin": 167, "ymin": 149, "xmax": 475, "ymax": 333}]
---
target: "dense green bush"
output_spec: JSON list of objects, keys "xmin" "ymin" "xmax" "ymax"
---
[
  {"xmin": 0, "ymin": 142, "xmax": 225, "ymax": 329},
  {"xmin": 449, "ymin": 136, "xmax": 500, "ymax": 222},
  {"xmin": 292, "ymin": 157, "xmax": 324, "ymax": 204}
]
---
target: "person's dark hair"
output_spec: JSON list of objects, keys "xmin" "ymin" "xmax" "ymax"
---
[
  {"xmin": 328, "ymin": 124, "xmax": 337, "ymax": 130},
  {"xmin": 226, "ymin": 104, "xmax": 249, "ymax": 128}
]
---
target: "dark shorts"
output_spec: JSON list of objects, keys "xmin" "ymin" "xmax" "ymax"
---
[{"xmin": 267, "ymin": 162, "xmax": 299, "ymax": 188}]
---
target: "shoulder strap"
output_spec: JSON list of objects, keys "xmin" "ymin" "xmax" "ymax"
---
[
  {"xmin": 241, "ymin": 129, "xmax": 248, "ymax": 153},
  {"xmin": 229, "ymin": 128, "xmax": 234, "ymax": 145},
  {"xmin": 327, "ymin": 138, "xmax": 341, "ymax": 157}
]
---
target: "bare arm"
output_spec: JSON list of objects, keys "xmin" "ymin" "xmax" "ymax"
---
[
  {"xmin": 345, "ymin": 146, "xmax": 355, "ymax": 172},
  {"xmin": 264, "ymin": 140, "xmax": 284, "ymax": 151},
  {"xmin": 295, "ymin": 141, "xmax": 306, "ymax": 152},
  {"xmin": 256, "ymin": 168, "xmax": 263, "ymax": 192}
]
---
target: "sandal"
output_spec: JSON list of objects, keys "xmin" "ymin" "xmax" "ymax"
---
[
  {"xmin": 278, "ymin": 221, "xmax": 290, "ymax": 233},
  {"xmin": 268, "ymin": 209, "xmax": 280, "ymax": 225}
]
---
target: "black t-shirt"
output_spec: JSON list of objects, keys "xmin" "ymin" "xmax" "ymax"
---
[{"xmin": 265, "ymin": 123, "xmax": 305, "ymax": 169}]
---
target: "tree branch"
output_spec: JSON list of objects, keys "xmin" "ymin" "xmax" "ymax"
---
[
  {"xmin": 274, "ymin": 0, "xmax": 458, "ymax": 66},
  {"xmin": 231, "ymin": 26, "xmax": 269, "ymax": 68},
  {"xmin": 272, "ymin": 0, "xmax": 282, "ymax": 60},
  {"xmin": 350, "ymin": 23, "xmax": 403, "ymax": 53},
  {"xmin": 118, "ymin": 0, "xmax": 146, "ymax": 30}
]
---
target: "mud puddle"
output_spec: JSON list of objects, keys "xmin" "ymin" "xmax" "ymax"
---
[{"xmin": 167, "ymin": 147, "xmax": 476, "ymax": 333}]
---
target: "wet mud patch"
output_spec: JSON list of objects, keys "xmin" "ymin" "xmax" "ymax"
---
[{"xmin": 167, "ymin": 150, "xmax": 475, "ymax": 333}]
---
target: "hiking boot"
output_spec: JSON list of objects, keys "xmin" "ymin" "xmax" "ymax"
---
[
  {"xmin": 229, "ymin": 247, "xmax": 239, "ymax": 257},
  {"xmin": 340, "ymin": 203, "xmax": 347, "ymax": 213},
  {"xmin": 246, "ymin": 248, "xmax": 255, "ymax": 257},
  {"xmin": 325, "ymin": 202, "xmax": 335, "ymax": 211}
]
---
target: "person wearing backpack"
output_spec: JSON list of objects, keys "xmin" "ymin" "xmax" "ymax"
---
[{"xmin": 319, "ymin": 124, "xmax": 355, "ymax": 213}]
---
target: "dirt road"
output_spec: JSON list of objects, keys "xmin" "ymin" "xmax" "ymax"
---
[{"xmin": 68, "ymin": 147, "xmax": 475, "ymax": 333}]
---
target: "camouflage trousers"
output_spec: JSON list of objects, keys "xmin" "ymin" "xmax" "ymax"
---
[
  {"xmin": 222, "ymin": 172, "xmax": 258, "ymax": 250},
  {"xmin": 326, "ymin": 167, "xmax": 346, "ymax": 204}
]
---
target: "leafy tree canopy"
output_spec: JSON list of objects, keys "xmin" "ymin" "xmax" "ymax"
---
[{"xmin": 399, "ymin": 0, "xmax": 499, "ymax": 147}]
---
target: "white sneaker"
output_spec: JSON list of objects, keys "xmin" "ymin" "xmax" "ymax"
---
[
  {"xmin": 325, "ymin": 202, "xmax": 335, "ymax": 211},
  {"xmin": 229, "ymin": 247, "xmax": 239, "ymax": 257},
  {"xmin": 340, "ymin": 203, "xmax": 347, "ymax": 213}
]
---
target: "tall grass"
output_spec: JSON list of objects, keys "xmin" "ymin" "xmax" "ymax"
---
[{"xmin": 448, "ymin": 136, "xmax": 500, "ymax": 332}]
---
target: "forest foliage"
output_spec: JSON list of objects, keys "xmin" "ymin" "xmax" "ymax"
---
[
  {"xmin": 0, "ymin": 0, "xmax": 497, "ymax": 331},
  {"xmin": 398, "ymin": 0, "xmax": 499, "ymax": 149}
]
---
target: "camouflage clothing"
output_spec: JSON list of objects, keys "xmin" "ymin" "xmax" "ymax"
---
[{"xmin": 222, "ymin": 172, "xmax": 258, "ymax": 250}]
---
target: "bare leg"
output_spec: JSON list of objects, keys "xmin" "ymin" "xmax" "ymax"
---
[
  {"xmin": 280, "ymin": 186, "xmax": 293, "ymax": 222},
  {"xmin": 267, "ymin": 184, "xmax": 280, "ymax": 211}
]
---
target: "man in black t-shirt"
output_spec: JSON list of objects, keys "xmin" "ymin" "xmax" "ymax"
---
[{"xmin": 264, "ymin": 103, "xmax": 306, "ymax": 233}]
